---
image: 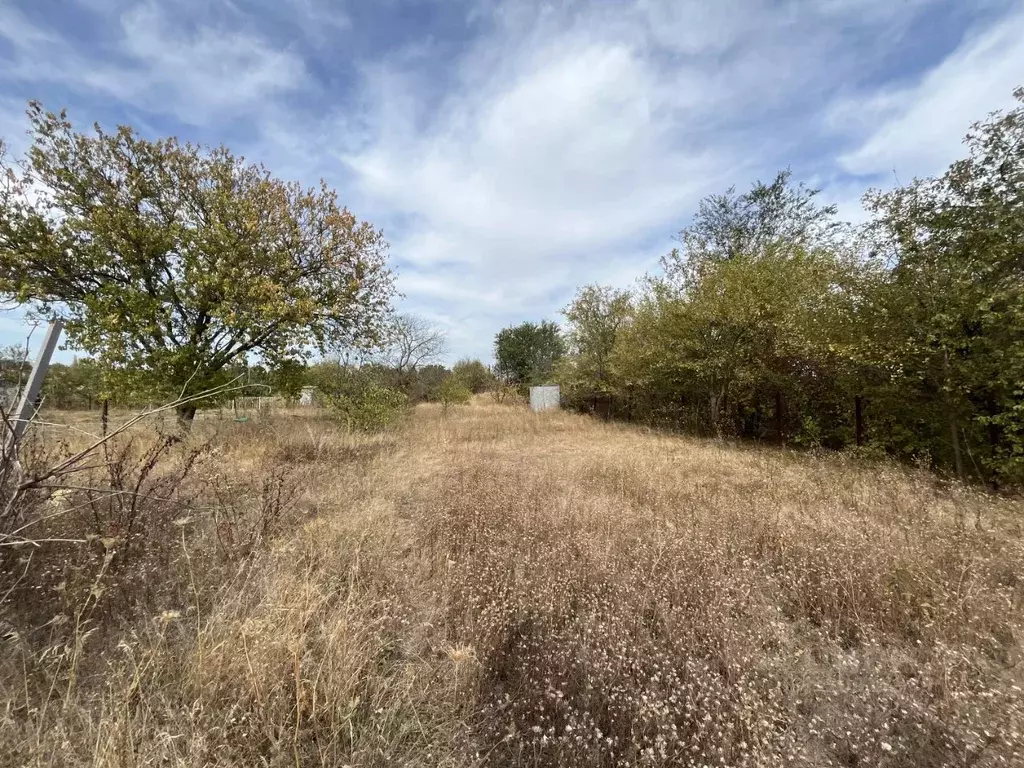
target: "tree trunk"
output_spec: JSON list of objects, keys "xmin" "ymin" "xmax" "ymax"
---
[
  {"xmin": 774, "ymin": 390, "xmax": 784, "ymax": 443},
  {"xmin": 709, "ymin": 393, "xmax": 720, "ymax": 438},
  {"xmin": 948, "ymin": 408, "xmax": 964, "ymax": 479},
  {"xmin": 177, "ymin": 404, "xmax": 198, "ymax": 424},
  {"xmin": 101, "ymin": 398, "xmax": 109, "ymax": 437},
  {"xmin": 854, "ymin": 395, "xmax": 864, "ymax": 447},
  {"xmin": 709, "ymin": 385, "xmax": 727, "ymax": 439},
  {"xmin": 943, "ymin": 349, "xmax": 964, "ymax": 479},
  {"xmin": 985, "ymin": 393, "xmax": 1002, "ymax": 469}
]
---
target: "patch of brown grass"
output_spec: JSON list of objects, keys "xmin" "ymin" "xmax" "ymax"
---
[{"xmin": 4, "ymin": 402, "xmax": 1023, "ymax": 766}]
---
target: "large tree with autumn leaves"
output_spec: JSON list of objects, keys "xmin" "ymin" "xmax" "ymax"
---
[{"xmin": 0, "ymin": 103, "xmax": 395, "ymax": 418}]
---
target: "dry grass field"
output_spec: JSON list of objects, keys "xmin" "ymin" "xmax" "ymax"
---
[{"xmin": 3, "ymin": 399, "xmax": 1024, "ymax": 767}]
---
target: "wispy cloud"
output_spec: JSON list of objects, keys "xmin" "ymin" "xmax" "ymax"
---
[
  {"xmin": 835, "ymin": 5, "xmax": 1024, "ymax": 180},
  {"xmin": 0, "ymin": 0, "xmax": 308, "ymax": 126},
  {"xmin": 331, "ymin": 0, "xmax": 1003, "ymax": 359},
  {"xmin": 0, "ymin": 0, "xmax": 1021, "ymax": 362}
]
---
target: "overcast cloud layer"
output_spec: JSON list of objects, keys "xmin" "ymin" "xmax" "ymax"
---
[{"xmin": 1, "ymin": 0, "xmax": 1022, "ymax": 362}]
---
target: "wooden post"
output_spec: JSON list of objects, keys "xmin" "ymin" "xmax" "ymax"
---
[{"xmin": 8, "ymin": 319, "xmax": 63, "ymax": 447}]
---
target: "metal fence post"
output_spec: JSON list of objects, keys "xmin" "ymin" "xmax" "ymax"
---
[{"xmin": 8, "ymin": 318, "xmax": 63, "ymax": 447}]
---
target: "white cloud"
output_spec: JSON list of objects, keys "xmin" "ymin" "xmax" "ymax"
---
[
  {"xmin": 331, "ymin": 0, "xmax": 958, "ymax": 361},
  {"xmin": 116, "ymin": 3, "xmax": 308, "ymax": 122},
  {"xmin": 1, "ymin": 0, "xmax": 1022, "ymax": 363},
  {"xmin": 0, "ymin": 97, "xmax": 31, "ymax": 156},
  {"xmin": 0, "ymin": 1, "xmax": 309, "ymax": 126},
  {"xmin": 836, "ymin": 6, "xmax": 1024, "ymax": 179}
]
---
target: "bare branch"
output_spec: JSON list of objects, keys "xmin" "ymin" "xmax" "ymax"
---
[{"xmin": 374, "ymin": 314, "xmax": 447, "ymax": 373}]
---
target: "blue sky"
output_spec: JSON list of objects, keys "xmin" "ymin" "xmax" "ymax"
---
[{"xmin": 1, "ymin": 0, "xmax": 1022, "ymax": 364}]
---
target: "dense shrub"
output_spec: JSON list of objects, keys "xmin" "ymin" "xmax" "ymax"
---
[
  {"xmin": 327, "ymin": 382, "xmax": 407, "ymax": 431},
  {"xmin": 546, "ymin": 91, "xmax": 1024, "ymax": 485}
]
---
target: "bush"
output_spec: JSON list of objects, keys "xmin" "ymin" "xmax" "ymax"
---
[
  {"xmin": 327, "ymin": 382, "xmax": 407, "ymax": 431},
  {"xmin": 437, "ymin": 377, "xmax": 472, "ymax": 413},
  {"xmin": 307, "ymin": 362, "xmax": 409, "ymax": 431},
  {"xmin": 452, "ymin": 359, "xmax": 496, "ymax": 393},
  {"xmin": 490, "ymin": 383, "xmax": 524, "ymax": 406}
]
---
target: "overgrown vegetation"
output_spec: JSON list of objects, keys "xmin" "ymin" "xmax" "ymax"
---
[
  {"xmin": 437, "ymin": 376, "xmax": 472, "ymax": 413},
  {"xmin": 524, "ymin": 88, "xmax": 1024, "ymax": 485},
  {"xmin": 308, "ymin": 360, "xmax": 409, "ymax": 431},
  {"xmin": 2, "ymin": 401, "xmax": 1021, "ymax": 767}
]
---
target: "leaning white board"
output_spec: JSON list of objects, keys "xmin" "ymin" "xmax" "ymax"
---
[{"xmin": 529, "ymin": 385, "xmax": 560, "ymax": 412}]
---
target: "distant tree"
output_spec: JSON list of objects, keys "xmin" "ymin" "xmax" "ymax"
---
[
  {"xmin": 0, "ymin": 343, "xmax": 29, "ymax": 389},
  {"xmin": 43, "ymin": 357, "xmax": 104, "ymax": 409},
  {"xmin": 305, "ymin": 359, "xmax": 347, "ymax": 398},
  {"xmin": 451, "ymin": 358, "xmax": 495, "ymax": 393},
  {"xmin": 437, "ymin": 375, "xmax": 472, "ymax": 414},
  {"xmin": 269, "ymin": 359, "xmax": 307, "ymax": 402},
  {"xmin": 412, "ymin": 363, "xmax": 449, "ymax": 402},
  {"xmin": 380, "ymin": 314, "xmax": 447, "ymax": 374},
  {"xmin": 494, "ymin": 321, "xmax": 565, "ymax": 387},
  {"xmin": 0, "ymin": 104, "xmax": 396, "ymax": 421},
  {"xmin": 303, "ymin": 359, "xmax": 408, "ymax": 430}
]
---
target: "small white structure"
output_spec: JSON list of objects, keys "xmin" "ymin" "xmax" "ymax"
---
[
  {"xmin": 299, "ymin": 386, "xmax": 316, "ymax": 406},
  {"xmin": 529, "ymin": 385, "xmax": 560, "ymax": 412}
]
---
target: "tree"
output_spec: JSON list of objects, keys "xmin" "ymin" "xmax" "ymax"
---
[
  {"xmin": 269, "ymin": 359, "xmax": 307, "ymax": 402},
  {"xmin": 437, "ymin": 375, "xmax": 471, "ymax": 414},
  {"xmin": 662, "ymin": 169, "xmax": 843, "ymax": 287},
  {"xmin": 411, "ymin": 363, "xmax": 449, "ymax": 402},
  {"xmin": 43, "ymin": 357, "xmax": 104, "ymax": 410},
  {"xmin": 379, "ymin": 314, "xmax": 447, "ymax": 374},
  {"xmin": 494, "ymin": 321, "xmax": 565, "ymax": 387},
  {"xmin": 0, "ymin": 343, "xmax": 29, "ymax": 388},
  {"xmin": 560, "ymin": 285, "xmax": 632, "ymax": 403},
  {"xmin": 609, "ymin": 168, "xmax": 857, "ymax": 437},
  {"xmin": 611, "ymin": 245, "xmax": 857, "ymax": 439},
  {"xmin": 304, "ymin": 359, "xmax": 407, "ymax": 430},
  {"xmin": 452, "ymin": 358, "xmax": 495, "ymax": 393},
  {"xmin": 0, "ymin": 104, "xmax": 396, "ymax": 420},
  {"xmin": 861, "ymin": 86, "xmax": 1024, "ymax": 480}
]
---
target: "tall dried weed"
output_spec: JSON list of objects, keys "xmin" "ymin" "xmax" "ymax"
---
[{"xmin": 2, "ymin": 402, "xmax": 1022, "ymax": 767}]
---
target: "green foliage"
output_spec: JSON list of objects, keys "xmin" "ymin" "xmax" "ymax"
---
[
  {"xmin": 328, "ymin": 360, "xmax": 449, "ymax": 403},
  {"xmin": 0, "ymin": 344, "xmax": 29, "ymax": 397},
  {"xmin": 558, "ymin": 285, "xmax": 632, "ymax": 411},
  {"xmin": 269, "ymin": 359, "xmax": 307, "ymax": 402},
  {"xmin": 330, "ymin": 383, "xmax": 407, "ymax": 432},
  {"xmin": 451, "ymin": 358, "xmax": 495, "ymax": 393},
  {"xmin": 409, "ymin": 364, "xmax": 449, "ymax": 402},
  {"xmin": 661, "ymin": 168, "xmax": 844, "ymax": 286},
  {"xmin": 857, "ymin": 86, "xmax": 1024, "ymax": 481},
  {"xmin": 494, "ymin": 320, "xmax": 565, "ymax": 387},
  {"xmin": 0, "ymin": 104, "xmax": 396, "ymax": 418},
  {"xmin": 546, "ymin": 87, "xmax": 1024, "ymax": 483},
  {"xmin": 437, "ymin": 376, "xmax": 472, "ymax": 413},
  {"xmin": 610, "ymin": 244, "xmax": 859, "ymax": 437},
  {"xmin": 42, "ymin": 357, "xmax": 105, "ymax": 409},
  {"xmin": 312, "ymin": 362, "xmax": 407, "ymax": 431}
]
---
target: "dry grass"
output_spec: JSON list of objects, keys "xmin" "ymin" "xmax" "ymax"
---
[{"xmin": 3, "ymin": 401, "xmax": 1023, "ymax": 766}]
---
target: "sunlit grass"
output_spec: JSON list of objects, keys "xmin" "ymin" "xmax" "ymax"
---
[{"xmin": 4, "ymin": 400, "xmax": 1023, "ymax": 766}]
